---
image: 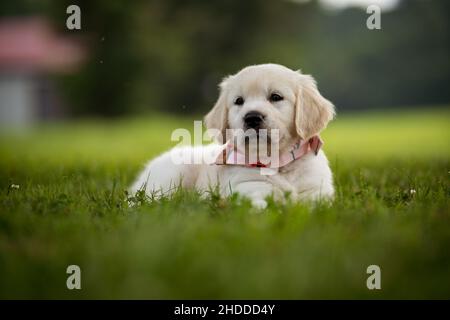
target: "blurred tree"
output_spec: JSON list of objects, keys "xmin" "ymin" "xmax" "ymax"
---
[
  {"xmin": 1, "ymin": 0, "xmax": 449, "ymax": 116},
  {"xmin": 299, "ymin": 0, "xmax": 450, "ymax": 111},
  {"xmin": 51, "ymin": 0, "xmax": 145, "ymax": 116}
]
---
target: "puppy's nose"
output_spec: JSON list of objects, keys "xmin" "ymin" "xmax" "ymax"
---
[{"xmin": 244, "ymin": 111, "xmax": 265, "ymax": 129}]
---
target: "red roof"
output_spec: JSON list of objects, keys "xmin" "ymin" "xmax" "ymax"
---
[{"xmin": 0, "ymin": 17, "xmax": 86, "ymax": 73}]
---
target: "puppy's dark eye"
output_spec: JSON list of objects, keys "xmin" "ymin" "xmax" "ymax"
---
[
  {"xmin": 269, "ymin": 93, "xmax": 283, "ymax": 102},
  {"xmin": 234, "ymin": 97, "xmax": 244, "ymax": 106}
]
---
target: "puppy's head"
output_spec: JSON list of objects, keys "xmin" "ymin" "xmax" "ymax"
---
[{"xmin": 205, "ymin": 64, "xmax": 335, "ymax": 150}]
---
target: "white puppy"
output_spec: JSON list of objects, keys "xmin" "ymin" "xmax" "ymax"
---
[{"xmin": 130, "ymin": 64, "xmax": 335, "ymax": 208}]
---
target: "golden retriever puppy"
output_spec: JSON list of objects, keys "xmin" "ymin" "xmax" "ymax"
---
[{"xmin": 130, "ymin": 64, "xmax": 335, "ymax": 208}]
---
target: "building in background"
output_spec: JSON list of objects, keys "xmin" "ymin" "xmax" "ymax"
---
[{"xmin": 0, "ymin": 17, "xmax": 85, "ymax": 129}]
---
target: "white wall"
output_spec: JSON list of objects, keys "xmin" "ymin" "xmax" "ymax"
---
[{"xmin": 0, "ymin": 73, "xmax": 37, "ymax": 130}]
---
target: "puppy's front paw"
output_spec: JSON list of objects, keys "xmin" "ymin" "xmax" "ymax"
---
[{"xmin": 252, "ymin": 199, "xmax": 268, "ymax": 209}]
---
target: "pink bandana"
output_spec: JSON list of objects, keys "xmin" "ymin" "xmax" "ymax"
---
[{"xmin": 215, "ymin": 136, "xmax": 323, "ymax": 169}]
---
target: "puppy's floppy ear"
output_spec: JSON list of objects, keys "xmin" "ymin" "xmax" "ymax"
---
[
  {"xmin": 294, "ymin": 73, "xmax": 335, "ymax": 140},
  {"xmin": 204, "ymin": 76, "xmax": 230, "ymax": 143}
]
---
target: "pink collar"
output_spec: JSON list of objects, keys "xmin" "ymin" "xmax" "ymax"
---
[{"xmin": 215, "ymin": 136, "xmax": 323, "ymax": 169}]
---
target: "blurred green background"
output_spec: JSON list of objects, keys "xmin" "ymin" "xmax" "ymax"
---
[{"xmin": 0, "ymin": 0, "xmax": 449, "ymax": 120}]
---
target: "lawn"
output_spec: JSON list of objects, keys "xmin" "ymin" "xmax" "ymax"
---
[{"xmin": 0, "ymin": 107, "xmax": 449, "ymax": 299}]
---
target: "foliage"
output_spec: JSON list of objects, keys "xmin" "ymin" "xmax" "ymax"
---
[{"xmin": 1, "ymin": 0, "xmax": 449, "ymax": 115}]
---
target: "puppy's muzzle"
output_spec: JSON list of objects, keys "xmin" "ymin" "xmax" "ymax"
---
[{"xmin": 244, "ymin": 111, "xmax": 265, "ymax": 130}]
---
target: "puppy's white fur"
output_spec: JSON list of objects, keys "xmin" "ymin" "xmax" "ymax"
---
[{"xmin": 130, "ymin": 64, "xmax": 335, "ymax": 208}]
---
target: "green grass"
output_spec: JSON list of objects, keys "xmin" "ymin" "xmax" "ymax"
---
[{"xmin": 0, "ymin": 108, "xmax": 449, "ymax": 299}]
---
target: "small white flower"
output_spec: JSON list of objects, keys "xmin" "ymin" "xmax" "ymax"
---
[
  {"xmin": 10, "ymin": 184, "xmax": 20, "ymax": 189},
  {"xmin": 410, "ymin": 189, "xmax": 416, "ymax": 195}
]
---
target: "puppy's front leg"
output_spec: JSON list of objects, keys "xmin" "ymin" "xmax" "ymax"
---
[{"xmin": 231, "ymin": 180, "xmax": 274, "ymax": 209}]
